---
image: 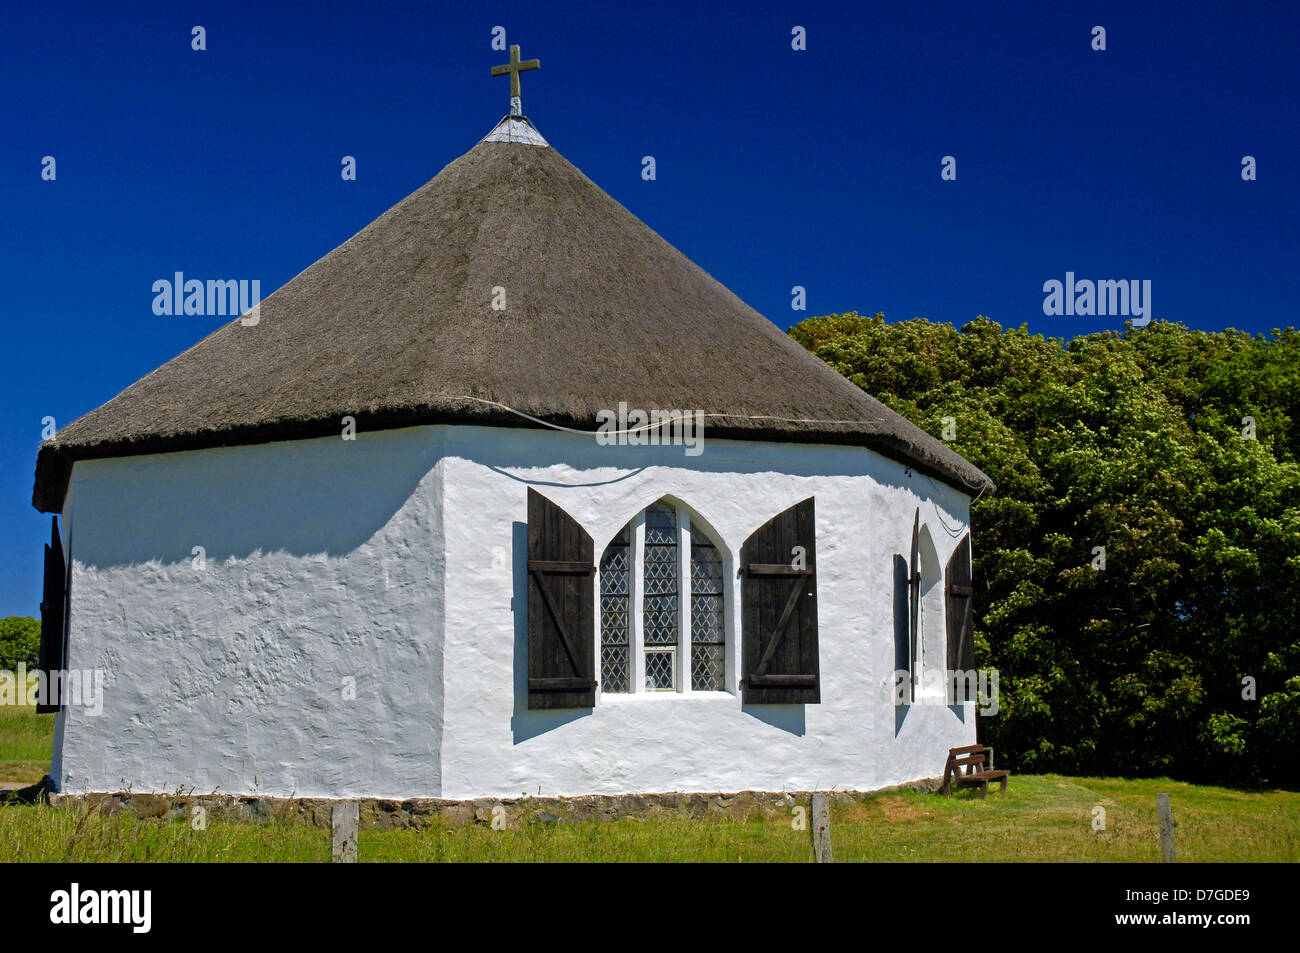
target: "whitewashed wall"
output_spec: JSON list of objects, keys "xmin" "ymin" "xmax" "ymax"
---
[
  {"xmin": 57, "ymin": 429, "xmax": 447, "ymax": 799},
  {"xmin": 439, "ymin": 425, "xmax": 976, "ymax": 798},
  {"xmin": 56, "ymin": 423, "xmax": 977, "ymax": 799}
]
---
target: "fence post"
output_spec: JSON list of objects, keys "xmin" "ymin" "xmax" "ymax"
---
[
  {"xmin": 811, "ymin": 793, "xmax": 833, "ymax": 863},
  {"xmin": 332, "ymin": 801, "xmax": 359, "ymax": 863},
  {"xmin": 1157, "ymin": 793, "xmax": 1175, "ymax": 863}
]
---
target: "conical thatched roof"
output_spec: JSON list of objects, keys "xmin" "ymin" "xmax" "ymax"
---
[{"xmin": 33, "ymin": 118, "xmax": 993, "ymax": 513}]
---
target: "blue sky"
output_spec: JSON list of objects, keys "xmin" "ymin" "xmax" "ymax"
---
[{"xmin": 1, "ymin": 1, "xmax": 1297, "ymax": 615}]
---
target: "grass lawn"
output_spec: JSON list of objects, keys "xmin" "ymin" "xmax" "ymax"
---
[
  {"xmin": 355, "ymin": 775, "xmax": 1299, "ymax": 863},
  {"xmin": 0, "ymin": 774, "xmax": 1294, "ymax": 862},
  {"xmin": 2, "ymin": 697, "xmax": 1295, "ymax": 861},
  {"xmin": 0, "ymin": 695, "xmax": 56, "ymax": 786}
]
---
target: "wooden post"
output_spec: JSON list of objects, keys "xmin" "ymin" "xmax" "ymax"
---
[
  {"xmin": 332, "ymin": 801, "xmax": 359, "ymax": 863},
  {"xmin": 1157, "ymin": 793, "xmax": 1175, "ymax": 863},
  {"xmin": 811, "ymin": 793, "xmax": 832, "ymax": 863}
]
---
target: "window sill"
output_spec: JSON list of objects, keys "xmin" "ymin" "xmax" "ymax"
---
[{"xmin": 597, "ymin": 690, "xmax": 737, "ymax": 703}]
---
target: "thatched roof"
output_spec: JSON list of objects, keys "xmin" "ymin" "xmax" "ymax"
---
[{"xmin": 33, "ymin": 118, "xmax": 993, "ymax": 513}]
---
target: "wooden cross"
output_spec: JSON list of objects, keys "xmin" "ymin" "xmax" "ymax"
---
[{"xmin": 491, "ymin": 44, "xmax": 540, "ymax": 115}]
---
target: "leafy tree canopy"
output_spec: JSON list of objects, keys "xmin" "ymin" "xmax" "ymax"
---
[
  {"xmin": 792, "ymin": 314, "xmax": 1300, "ymax": 786},
  {"xmin": 0, "ymin": 616, "xmax": 40, "ymax": 673}
]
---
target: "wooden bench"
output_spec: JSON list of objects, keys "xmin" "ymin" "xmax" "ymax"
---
[{"xmin": 940, "ymin": 744, "xmax": 1010, "ymax": 798}]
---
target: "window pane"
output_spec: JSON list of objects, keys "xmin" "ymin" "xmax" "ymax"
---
[
  {"xmin": 690, "ymin": 524, "xmax": 725, "ymax": 691},
  {"xmin": 642, "ymin": 502, "xmax": 678, "ymax": 647},
  {"xmin": 691, "ymin": 643, "xmax": 725, "ymax": 691},
  {"xmin": 691, "ymin": 536, "xmax": 723, "ymax": 594},
  {"xmin": 599, "ymin": 523, "xmax": 631, "ymax": 693},
  {"xmin": 644, "ymin": 501, "xmax": 677, "ymax": 544},
  {"xmin": 645, "ymin": 648, "xmax": 675, "ymax": 691}
]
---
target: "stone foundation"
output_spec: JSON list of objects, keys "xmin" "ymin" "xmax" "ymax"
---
[{"xmin": 46, "ymin": 779, "xmax": 942, "ymax": 829}]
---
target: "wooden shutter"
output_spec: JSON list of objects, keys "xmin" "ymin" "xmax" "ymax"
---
[
  {"xmin": 893, "ymin": 554, "xmax": 911, "ymax": 702},
  {"xmin": 908, "ymin": 508, "xmax": 920, "ymax": 687},
  {"xmin": 945, "ymin": 533, "xmax": 975, "ymax": 699},
  {"xmin": 526, "ymin": 488, "xmax": 596, "ymax": 709},
  {"xmin": 37, "ymin": 516, "xmax": 66, "ymax": 714},
  {"xmin": 741, "ymin": 498, "xmax": 820, "ymax": 704}
]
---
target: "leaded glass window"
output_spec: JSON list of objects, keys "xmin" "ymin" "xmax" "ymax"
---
[
  {"xmin": 596, "ymin": 499, "xmax": 728, "ymax": 698},
  {"xmin": 599, "ymin": 523, "xmax": 631, "ymax": 693},
  {"xmin": 644, "ymin": 647, "xmax": 675, "ymax": 691},
  {"xmin": 690, "ymin": 525, "xmax": 725, "ymax": 691},
  {"xmin": 642, "ymin": 501, "xmax": 679, "ymax": 689}
]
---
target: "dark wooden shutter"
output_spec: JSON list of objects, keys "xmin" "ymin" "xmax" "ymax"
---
[
  {"xmin": 893, "ymin": 554, "xmax": 911, "ymax": 702},
  {"xmin": 526, "ymin": 488, "xmax": 596, "ymax": 709},
  {"xmin": 741, "ymin": 498, "xmax": 819, "ymax": 704},
  {"xmin": 37, "ymin": 516, "xmax": 66, "ymax": 714},
  {"xmin": 908, "ymin": 508, "xmax": 920, "ymax": 689},
  {"xmin": 945, "ymin": 533, "xmax": 975, "ymax": 699}
]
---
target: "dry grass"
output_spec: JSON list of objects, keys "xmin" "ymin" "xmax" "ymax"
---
[
  {"xmin": 4, "ymin": 694, "xmax": 1293, "ymax": 861},
  {"xmin": 1, "ymin": 775, "xmax": 1294, "ymax": 862},
  {"xmin": 827, "ymin": 775, "xmax": 1298, "ymax": 862},
  {"xmin": 0, "ymin": 800, "xmax": 327, "ymax": 862}
]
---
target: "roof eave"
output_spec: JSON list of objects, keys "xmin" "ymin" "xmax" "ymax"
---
[{"xmin": 33, "ymin": 411, "xmax": 994, "ymax": 514}]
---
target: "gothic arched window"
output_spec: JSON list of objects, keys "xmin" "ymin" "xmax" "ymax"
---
[{"xmin": 598, "ymin": 499, "xmax": 729, "ymax": 696}]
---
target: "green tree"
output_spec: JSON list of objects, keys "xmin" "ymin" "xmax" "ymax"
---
[
  {"xmin": 791, "ymin": 313, "xmax": 1300, "ymax": 786},
  {"xmin": 0, "ymin": 616, "xmax": 40, "ymax": 672}
]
